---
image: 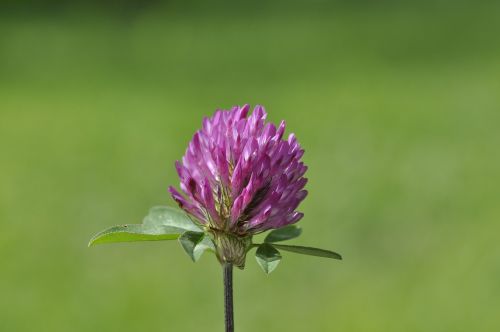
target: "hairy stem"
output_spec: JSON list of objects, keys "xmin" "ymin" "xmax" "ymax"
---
[{"xmin": 223, "ymin": 263, "xmax": 234, "ymax": 332}]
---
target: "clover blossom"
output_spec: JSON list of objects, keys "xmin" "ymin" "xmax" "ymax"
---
[
  {"xmin": 169, "ymin": 105, "xmax": 307, "ymax": 233},
  {"xmin": 168, "ymin": 105, "xmax": 308, "ymax": 265}
]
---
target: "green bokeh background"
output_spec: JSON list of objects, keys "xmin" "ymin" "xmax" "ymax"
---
[{"xmin": 1, "ymin": 1, "xmax": 499, "ymax": 331}]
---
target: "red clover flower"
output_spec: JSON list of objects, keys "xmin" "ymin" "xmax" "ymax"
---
[{"xmin": 168, "ymin": 105, "xmax": 308, "ymax": 266}]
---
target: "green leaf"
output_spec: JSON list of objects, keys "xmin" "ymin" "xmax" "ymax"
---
[
  {"xmin": 143, "ymin": 206, "xmax": 201, "ymax": 232},
  {"xmin": 255, "ymin": 243, "xmax": 282, "ymax": 274},
  {"xmin": 178, "ymin": 231, "xmax": 205, "ymax": 262},
  {"xmin": 88, "ymin": 224, "xmax": 185, "ymax": 246},
  {"xmin": 193, "ymin": 235, "xmax": 216, "ymax": 261},
  {"xmin": 264, "ymin": 225, "xmax": 302, "ymax": 243},
  {"xmin": 272, "ymin": 244, "xmax": 342, "ymax": 260},
  {"xmin": 89, "ymin": 206, "xmax": 201, "ymax": 247}
]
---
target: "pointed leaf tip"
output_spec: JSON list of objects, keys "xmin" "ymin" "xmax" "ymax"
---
[
  {"xmin": 272, "ymin": 244, "xmax": 342, "ymax": 260},
  {"xmin": 88, "ymin": 206, "xmax": 201, "ymax": 246},
  {"xmin": 88, "ymin": 224, "xmax": 185, "ymax": 246},
  {"xmin": 255, "ymin": 243, "xmax": 282, "ymax": 274}
]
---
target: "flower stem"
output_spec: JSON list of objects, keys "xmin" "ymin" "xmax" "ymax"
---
[{"xmin": 223, "ymin": 262, "xmax": 234, "ymax": 332}]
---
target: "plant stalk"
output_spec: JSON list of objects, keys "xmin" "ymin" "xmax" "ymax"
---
[{"xmin": 223, "ymin": 262, "xmax": 234, "ymax": 332}]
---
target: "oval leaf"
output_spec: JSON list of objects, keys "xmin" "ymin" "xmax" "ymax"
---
[
  {"xmin": 264, "ymin": 225, "xmax": 302, "ymax": 243},
  {"xmin": 143, "ymin": 206, "xmax": 201, "ymax": 231},
  {"xmin": 255, "ymin": 243, "xmax": 282, "ymax": 274},
  {"xmin": 272, "ymin": 244, "xmax": 342, "ymax": 260},
  {"xmin": 178, "ymin": 231, "xmax": 205, "ymax": 262},
  {"xmin": 88, "ymin": 224, "xmax": 185, "ymax": 246},
  {"xmin": 89, "ymin": 206, "xmax": 201, "ymax": 247}
]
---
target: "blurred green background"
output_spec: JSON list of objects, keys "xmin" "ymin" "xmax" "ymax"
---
[{"xmin": 1, "ymin": 1, "xmax": 499, "ymax": 331}]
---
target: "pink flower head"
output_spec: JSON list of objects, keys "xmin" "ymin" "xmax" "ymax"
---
[{"xmin": 169, "ymin": 105, "xmax": 308, "ymax": 236}]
